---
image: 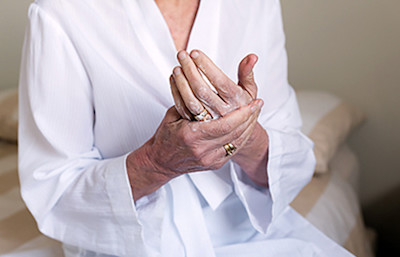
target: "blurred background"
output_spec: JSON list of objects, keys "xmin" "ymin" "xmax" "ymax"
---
[
  {"xmin": 281, "ymin": 1, "xmax": 400, "ymax": 256},
  {"xmin": 1, "ymin": 0, "xmax": 399, "ymax": 256}
]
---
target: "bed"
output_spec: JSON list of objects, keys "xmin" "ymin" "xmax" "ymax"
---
[{"xmin": 0, "ymin": 88, "xmax": 375, "ymax": 256}]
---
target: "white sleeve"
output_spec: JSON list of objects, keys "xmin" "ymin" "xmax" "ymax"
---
[
  {"xmin": 18, "ymin": 4, "xmax": 152, "ymax": 256},
  {"xmin": 230, "ymin": 0, "xmax": 316, "ymax": 233}
]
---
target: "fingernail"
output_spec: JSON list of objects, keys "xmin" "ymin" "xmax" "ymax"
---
[
  {"xmin": 251, "ymin": 102, "xmax": 258, "ymax": 113},
  {"xmin": 173, "ymin": 67, "xmax": 181, "ymax": 75},
  {"xmin": 178, "ymin": 51, "xmax": 186, "ymax": 61},
  {"xmin": 190, "ymin": 50, "xmax": 199, "ymax": 59},
  {"xmin": 251, "ymin": 100, "xmax": 263, "ymax": 113},
  {"xmin": 257, "ymin": 99, "xmax": 264, "ymax": 108}
]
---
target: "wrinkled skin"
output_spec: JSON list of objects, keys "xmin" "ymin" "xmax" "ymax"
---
[
  {"xmin": 170, "ymin": 50, "xmax": 258, "ymax": 120},
  {"xmin": 126, "ymin": 50, "xmax": 268, "ymax": 202},
  {"xmin": 170, "ymin": 50, "xmax": 270, "ymax": 188},
  {"xmin": 126, "ymin": 97, "xmax": 263, "ymax": 201}
]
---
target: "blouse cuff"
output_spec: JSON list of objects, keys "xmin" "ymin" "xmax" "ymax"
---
[
  {"xmin": 117, "ymin": 154, "xmax": 166, "ymax": 255},
  {"xmin": 104, "ymin": 154, "xmax": 148, "ymax": 255},
  {"xmin": 230, "ymin": 161, "xmax": 272, "ymax": 234},
  {"xmin": 230, "ymin": 128, "xmax": 315, "ymax": 234},
  {"xmin": 266, "ymin": 128, "xmax": 316, "ymax": 220}
]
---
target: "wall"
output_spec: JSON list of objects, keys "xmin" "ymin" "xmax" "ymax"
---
[
  {"xmin": 0, "ymin": 0, "xmax": 32, "ymax": 90},
  {"xmin": 281, "ymin": 0, "xmax": 400, "ymax": 207}
]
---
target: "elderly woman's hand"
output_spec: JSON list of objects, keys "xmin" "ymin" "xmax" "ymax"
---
[
  {"xmin": 126, "ymin": 99, "xmax": 263, "ymax": 201},
  {"xmin": 170, "ymin": 50, "xmax": 269, "ymax": 187},
  {"xmin": 170, "ymin": 50, "xmax": 258, "ymax": 120}
]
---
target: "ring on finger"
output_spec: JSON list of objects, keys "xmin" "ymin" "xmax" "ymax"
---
[
  {"xmin": 223, "ymin": 143, "xmax": 237, "ymax": 156},
  {"xmin": 194, "ymin": 108, "xmax": 212, "ymax": 121}
]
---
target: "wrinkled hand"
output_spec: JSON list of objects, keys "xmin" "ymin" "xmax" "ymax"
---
[
  {"xmin": 150, "ymin": 100, "xmax": 262, "ymax": 173},
  {"xmin": 170, "ymin": 50, "xmax": 259, "ymax": 120},
  {"xmin": 127, "ymin": 100, "xmax": 263, "ymax": 200},
  {"xmin": 169, "ymin": 50, "xmax": 269, "ymax": 187}
]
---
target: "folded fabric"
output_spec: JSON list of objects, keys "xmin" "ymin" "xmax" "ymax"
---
[
  {"xmin": 0, "ymin": 88, "xmax": 18, "ymax": 143},
  {"xmin": 297, "ymin": 90, "xmax": 365, "ymax": 174}
]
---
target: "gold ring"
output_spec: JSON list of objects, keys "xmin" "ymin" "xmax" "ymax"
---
[
  {"xmin": 223, "ymin": 143, "xmax": 237, "ymax": 156},
  {"xmin": 194, "ymin": 109, "xmax": 212, "ymax": 121}
]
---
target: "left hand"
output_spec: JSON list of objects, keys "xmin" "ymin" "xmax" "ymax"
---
[
  {"xmin": 170, "ymin": 50, "xmax": 269, "ymax": 187},
  {"xmin": 170, "ymin": 50, "xmax": 258, "ymax": 120}
]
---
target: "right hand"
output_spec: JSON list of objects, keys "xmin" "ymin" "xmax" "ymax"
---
[{"xmin": 126, "ymin": 99, "xmax": 263, "ymax": 201}]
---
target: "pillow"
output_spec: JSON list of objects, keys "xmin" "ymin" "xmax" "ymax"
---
[
  {"xmin": 0, "ymin": 88, "xmax": 18, "ymax": 143},
  {"xmin": 297, "ymin": 90, "xmax": 365, "ymax": 174}
]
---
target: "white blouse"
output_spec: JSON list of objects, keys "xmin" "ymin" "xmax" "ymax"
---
[{"xmin": 18, "ymin": 0, "xmax": 353, "ymax": 256}]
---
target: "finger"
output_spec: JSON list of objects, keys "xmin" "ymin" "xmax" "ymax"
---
[
  {"xmin": 238, "ymin": 54, "xmax": 258, "ymax": 99},
  {"xmin": 177, "ymin": 51, "xmax": 227, "ymax": 115},
  {"xmin": 172, "ymin": 66, "xmax": 209, "ymax": 117},
  {"xmin": 229, "ymin": 110, "xmax": 260, "ymax": 150},
  {"xmin": 195, "ymin": 99, "xmax": 263, "ymax": 138},
  {"xmin": 213, "ymin": 102, "xmax": 261, "ymax": 146},
  {"xmin": 190, "ymin": 50, "xmax": 243, "ymax": 100},
  {"xmin": 170, "ymin": 75, "xmax": 194, "ymax": 120},
  {"xmin": 182, "ymin": 101, "xmax": 262, "ymax": 172},
  {"xmin": 164, "ymin": 106, "xmax": 182, "ymax": 123},
  {"xmin": 209, "ymin": 112, "xmax": 260, "ymax": 164},
  {"xmin": 189, "ymin": 109, "xmax": 260, "ymax": 171}
]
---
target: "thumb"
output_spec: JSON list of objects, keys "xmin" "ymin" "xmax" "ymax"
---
[
  {"xmin": 164, "ymin": 106, "xmax": 182, "ymax": 123},
  {"xmin": 238, "ymin": 54, "xmax": 258, "ymax": 99}
]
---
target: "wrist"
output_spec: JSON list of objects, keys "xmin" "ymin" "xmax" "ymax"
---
[
  {"xmin": 126, "ymin": 139, "xmax": 177, "ymax": 201},
  {"xmin": 233, "ymin": 123, "xmax": 269, "ymax": 186}
]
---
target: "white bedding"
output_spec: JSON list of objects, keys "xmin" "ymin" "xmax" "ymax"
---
[{"xmin": 291, "ymin": 144, "xmax": 374, "ymax": 257}]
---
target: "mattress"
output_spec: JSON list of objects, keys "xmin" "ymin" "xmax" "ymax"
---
[{"xmin": 0, "ymin": 141, "xmax": 373, "ymax": 256}]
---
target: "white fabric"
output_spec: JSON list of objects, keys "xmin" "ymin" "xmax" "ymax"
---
[
  {"xmin": 296, "ymin": 91, "xmax": 341, "ymax": 135},
  {"xmin": 18, "ymin": 0, "xmax": 353, "ymax": 256},
  {"xmin": 306, "ymin": 173, "xmax": 360, "ymax": 247}
]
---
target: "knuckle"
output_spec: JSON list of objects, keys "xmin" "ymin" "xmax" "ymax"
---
[
  {"xmin": 238, "ymin": 92, "xmax": 252, "ymax": 105},
  {"xmin": 213, "ymin": 76, "xmax": 227, "ymax": 87},
  {"xmin": 188, "ymin": 67, "xmax": 201, "ymax": 80},
  {"xmin": 181, "ymin": 129, "xmax": 194, "ymax": 145},
  {"xmin": 192, "ymin": 147, "xmax": 203, "ymax": 160},
  {"xmin": 217, "ymin": 104, "xmax": 233, "ymax": 116},
  {"xmin": 222, "ymin": 122, "xmax": 233, "ymax": 134},
  {"xmin": 199, "ymin": 156, "xmax": 212, "ymax": 168},
  {"xmin": 191, "ymin": 104, "xmax": 204, "ymax": 115},
  {"xmin": 196, "ymin": 86, "xmax": 209, "ymax": 100}
]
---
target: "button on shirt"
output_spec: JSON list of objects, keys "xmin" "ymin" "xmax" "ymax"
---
[{"xmin": 18, "ymin": 0, "xmax": 354, "ymax": 256}]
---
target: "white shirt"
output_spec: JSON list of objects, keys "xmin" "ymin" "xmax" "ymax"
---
[{"xmin": 18, "ymin": 0, "xmax": 353, "ymax": 256}]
